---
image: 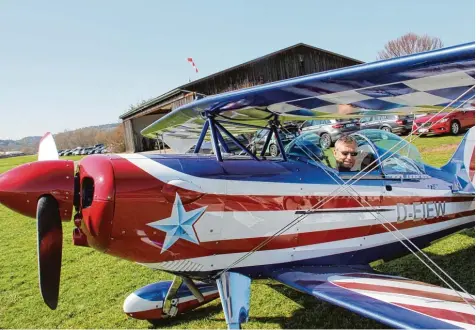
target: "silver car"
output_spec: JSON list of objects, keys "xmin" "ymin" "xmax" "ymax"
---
[
  {"xmin": 359, "ymin": 114, "xmax": 413, "ymax": 135},
  {"xmin": 300, "ymin": 119, "xmax": 360, "ymax": 149}
]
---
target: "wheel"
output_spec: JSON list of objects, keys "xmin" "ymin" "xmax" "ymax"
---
[
  {"xmin": 381, "ymin": 126, "xmax": 392, "ymax": 132},
  {"xmin": 320, "ymin": 133, "xmax": 332, "ymax": 149},
  {"xmin": 450, "ymin": 120, "xmax": 461, "ymax": 135},
  {"xmin": 269, "ymin": 144, "xmax": 279, "ymax": 157}
]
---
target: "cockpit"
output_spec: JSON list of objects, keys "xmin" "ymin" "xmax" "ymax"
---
[
  {"xmin": 351, "ymin": 129, "xmax": 425, "ymax": 176},
  {"xmin": 284, "ymin": 129, "xmax": 426, "ymax": 177},
  {"xmin": 186, "ymin": 119, "xmax": 427, "ymax": 179}
]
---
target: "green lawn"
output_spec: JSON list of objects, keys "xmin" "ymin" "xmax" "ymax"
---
[{"xmin": 0, "ymin": 134, "xmax": 473, "ymax": 329}]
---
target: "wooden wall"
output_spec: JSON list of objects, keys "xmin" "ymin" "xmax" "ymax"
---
[
  {"xmin": 185, "ymin": 45, "xmax": 360, "ymax": 96},
  {"xmin": 123, "ymin": 119, "xmax": 135, "ymax": 152}
]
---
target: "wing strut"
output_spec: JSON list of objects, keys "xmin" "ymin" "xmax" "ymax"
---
[
  {"xmin": 216, "ymin": 272, "xmax": 251, "ymax": 329},
  {"xmin": 193, "ymin": 120, "xmax": 210, "ymax": 153},
  {"xmin": 260, "ymin": 128, "xmax": 274, "ymax": 157},
  {"xmin": 215, "ymin": 121, "xmax": 259, "ymax": 161},
  {"xmin": 270, "ymin": 118, "xmax": 287, "ymax": 161}
]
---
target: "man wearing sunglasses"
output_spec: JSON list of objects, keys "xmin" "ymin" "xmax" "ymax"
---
[{"xmin": 333, "ymin": 135, "xmax": 359, "ymax": 172}]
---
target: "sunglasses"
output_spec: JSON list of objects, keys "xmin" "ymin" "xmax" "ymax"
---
[{"xmin": 339, "ymin": 151, "xmax": 359, "ymax": 156}]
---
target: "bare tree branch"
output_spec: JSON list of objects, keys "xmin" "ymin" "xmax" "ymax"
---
[
  {"xmin": 54, "ymin": 124, "xmax": 125, "ymax": 153},
  {"xmin": 377, "ymin": 33, "xmax": 444, "ymax": 60}
]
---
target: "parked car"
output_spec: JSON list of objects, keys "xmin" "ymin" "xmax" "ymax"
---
[
  {"xmin": 300, "ymin": 118, "xmax": 360, "ymax": 149},
  {"xmin": 63, "ymin": 147, "xmax": 81, "ymax": 156},
  {"xmin": 412, "ymin": 110, "xmax": 475, "ymax": 135},
  {"xmin": 359, "ymin": 114, "xmax": 413, "ymax": 135},
  {"xmin": 249, "ymin": 124, "xmax": 300, "ymax": 157},
  {"xmin": 80, "ymin": 147, "xmax": 94, "ymax": 155},
  {"xmin": 220, "ymin": 134, "xmax": 250, "ymax": 154},
  {"xmin": 187, "ymin": 134, "xmax": 250, "ymax": 155},
  {"xmin": 92, "ymin": 146, "xmax": 106, "ymax": 154}
]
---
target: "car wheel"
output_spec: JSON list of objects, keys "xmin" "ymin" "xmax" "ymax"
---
[
  {"xmin": 269, "ymin": 144, "xmax": 279, "ymax": 157},
  {"xmin": 320, "ymin": 133, "xmax": 331, "ymax": 149},
  {"xmin": 450, "ymin": 120, "xmax": 460, "ymax": 135},
  {"xmin": 381, "ymin": 126, "xmax": 392, "ymax": 132}
]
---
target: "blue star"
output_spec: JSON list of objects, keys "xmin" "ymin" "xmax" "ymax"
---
[{"xmin": 147, "ymin": 193, "xmax": 207, "ymax": 253}]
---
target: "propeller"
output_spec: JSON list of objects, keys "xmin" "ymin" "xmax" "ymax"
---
[
  {"xmin": 0, "ymin": 132, "xmax": 73, "ymax": 310},
  {"xmin": 38, "ymin": 132, "xmax": 59, "ymax": 161},
  {"xmin": 37, "ymin": 132, "xmax": 64, "ymax": 309},
  {"xmin": 36, "ymin": 195, "xmax": 63, "ymax": 310}
]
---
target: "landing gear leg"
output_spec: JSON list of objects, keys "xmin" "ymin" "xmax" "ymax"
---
[
  {"xmin": 162, "ymin": 276, "xmax": 183, "ymax": 318},
  {"xmin": 216, "ymin": 272, "xmax": 251, "ymax": 329}
]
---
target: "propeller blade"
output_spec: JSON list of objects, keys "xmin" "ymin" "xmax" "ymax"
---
[
  {"xmin": 36, "ymin": 195, "xmax": 63, "ymax": 310},
  {"xmin": 38, "ymin": 132, "xmax": 59, "ymax": 161}
]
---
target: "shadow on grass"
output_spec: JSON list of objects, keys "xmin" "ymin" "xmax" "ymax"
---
[
  {"xmin": 147, "ymin": 303, "xmax": 223, "ymax": 329},
  {"xmin": 375, "ymin": 244, "xmax": 475, "ymax": 294},
  {"xmin": 263, "ymin": 283, "xmax": 388, "ymax": 329},
  {"xmin": 418, "ymin": 130, "xmax": 469, "ymax": 138},
  {"xmin": 458, "ymin": 228, "xmax": 475, "ymax": 238}
]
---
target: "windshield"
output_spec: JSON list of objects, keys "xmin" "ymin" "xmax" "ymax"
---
[
  {"xmin": 354, "ymin": 129, "xmax": 425, "ymax": 174},
  {"xmin": 285, "ymin": 132, "xmax": 327, "ymax": 164}
]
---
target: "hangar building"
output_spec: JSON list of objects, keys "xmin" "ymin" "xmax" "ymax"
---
[{"xmin": 119, "ymin": 43, "xmax": 363, "ymax": 152}]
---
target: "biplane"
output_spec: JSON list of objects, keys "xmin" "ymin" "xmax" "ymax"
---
[{"xmin": 0, "ymin": 42, "xmax": 475, "ymax": 329}]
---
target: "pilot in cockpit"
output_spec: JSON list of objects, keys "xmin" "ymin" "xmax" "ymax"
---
[
  {"xmin": 333, "ymin": 135, "xmax": 377, "ymax": 172},
  {"xmin": 333, "ymin": 135, "xmax": 359, "ymax": 172}
]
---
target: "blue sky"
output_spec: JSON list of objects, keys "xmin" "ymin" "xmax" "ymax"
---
[{"xmin": 1, "ymin": 0, "xmax": 474, "ymax": 139}]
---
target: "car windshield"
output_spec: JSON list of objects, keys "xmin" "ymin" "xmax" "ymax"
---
[{"xmin": 355, "ymin": 129, "xmax": 425, "ymax": 174}]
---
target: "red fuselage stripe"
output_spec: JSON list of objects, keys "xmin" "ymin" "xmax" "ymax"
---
[{"xmin": 192, "ymin": 210, "xmax": 475, "ymax": 254}]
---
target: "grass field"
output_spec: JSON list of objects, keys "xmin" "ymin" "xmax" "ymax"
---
[{"xmin": 0, "ymin": 134, "xmax": 474, "ymax": 329}]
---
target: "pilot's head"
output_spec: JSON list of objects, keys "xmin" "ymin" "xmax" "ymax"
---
[{"xmin": 333, "ymin": 135, "xmax": 358, "ymax": 171}]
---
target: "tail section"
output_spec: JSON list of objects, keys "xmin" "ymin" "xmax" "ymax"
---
[{"xmin": 441, "ymin": 126, "xmax": 475, "ymax": 195}]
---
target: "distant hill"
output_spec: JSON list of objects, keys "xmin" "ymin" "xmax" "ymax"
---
[
  {"xmin": 0, "ymin": 136, "xmax": 41, "ymax": 152},
  {"xmin": 84, "ymin": 123, "xmax": 119, "ymax": 131},
  {"xmin": 0, "ymin": 123, "xmax": 120, "ymax": 153}
]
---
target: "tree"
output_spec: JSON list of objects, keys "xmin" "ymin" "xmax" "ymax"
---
[
  {"xmin": 377, "ymin": 33, "xmax": 444, "ymax": 60},
  {"xmin": 53, "ymin": 124, "xmax": 123, "ymax": 152},
  {"xmin": 103, "ymin": 125, "xmax": 125, "ymax": 153}
]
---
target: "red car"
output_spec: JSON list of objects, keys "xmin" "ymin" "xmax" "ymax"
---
[{"xmin": 412, "ymin": 110, "xmax": 475, "ymax": 135}]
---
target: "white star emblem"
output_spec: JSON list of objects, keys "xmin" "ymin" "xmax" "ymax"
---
[{"xmin": 147, "ymin": 193, "xmax": 207, "ymax": 253}]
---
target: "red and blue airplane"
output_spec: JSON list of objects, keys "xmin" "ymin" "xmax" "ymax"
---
[{"xmin": 0, "ymin": 42, "xmax": 475, "ymax": 329}]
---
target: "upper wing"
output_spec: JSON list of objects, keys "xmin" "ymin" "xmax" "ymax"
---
[
  {"xmin": 268, "ymin": 266, "xmax": 475, "ymax": 329},
  {"xmin": 142, "ymin": 43, "xmax": 475, "ymax": 139}
]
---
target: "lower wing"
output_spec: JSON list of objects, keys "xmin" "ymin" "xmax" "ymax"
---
[{"xmin": 268, "ymin": 266, "xmax": 475, "ymax": 329}]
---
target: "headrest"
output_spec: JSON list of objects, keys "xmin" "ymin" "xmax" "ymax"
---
[{"xmin": 351, "ymin": 144, "xmax": 376, "ymax": 171}]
